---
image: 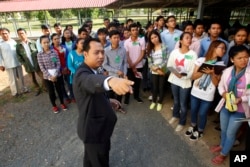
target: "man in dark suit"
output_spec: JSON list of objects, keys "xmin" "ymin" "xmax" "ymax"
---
[{"xmin": 73, "ymin": 38, "xmax": 134, "ymax": 167}]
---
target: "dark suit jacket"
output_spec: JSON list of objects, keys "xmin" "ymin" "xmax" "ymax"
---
[
  {"xmin": 73, "ymin": 63, "xmax": 117, "ymax": 143},
  {"xmin": 16, "ymin": 40, "xmax": 40, "ymax": 73}
]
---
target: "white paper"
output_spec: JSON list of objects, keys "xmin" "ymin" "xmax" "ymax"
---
[{"xmin": 48, "ymin": 69, "xmax": 57, "ymax": 76}]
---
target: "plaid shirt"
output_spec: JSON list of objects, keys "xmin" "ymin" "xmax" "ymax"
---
[{"xmin": 37, "ymin": 49, "xmax": 61, "ymax": 80}]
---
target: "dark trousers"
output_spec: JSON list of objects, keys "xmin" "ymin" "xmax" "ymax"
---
[
  {"xmin": 151, "ymin": 74, "xmax": 165, "ymax": 103},
  {"xmin": 84, "ymin": 141, "xmax": 110, "ymax": 167},
  {"xmin": 61, "ymin": 74, "xmax": 70, "ymax": 100},
  {"xmin": 125, "ymin": 68, "xmax": 143, "ymax": 102},
  {"xmin": 108, "ymin": 90, "xmax": 122, "ymax": 103},
  {"xmin": 28, "ymin": 70, "xmax": 45, "ymax": 90},
  {"xmin": 44, "ymin": 76, "xmax": 64, "ymax": 107}
]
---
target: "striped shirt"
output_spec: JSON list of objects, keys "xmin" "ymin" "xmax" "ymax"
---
[{"xmin": 37, "ymin": 49, "xmax": 61, "ymax": 80}]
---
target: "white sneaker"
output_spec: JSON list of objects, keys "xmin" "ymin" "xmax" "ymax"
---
[
  {"xmin": 175, "ymin": 125, "xmax": 184, "ymax": 132},
  {"xmin": 168, "ymin": 117, "xmax": 178, "ymax": 124}
]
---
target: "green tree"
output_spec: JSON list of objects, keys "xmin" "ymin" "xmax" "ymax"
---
[
  {"xmin": 23, "ymin": 11, "xmax": 37, "ymax": 20},
  {"xmin": 71, "ymin": 9, "xmax": 93, "ymax": 19},
  {"xmin": 37, "ymin": 11, "xmax": 53, "ymax": 23},
  {"xmin": 62, "ymin": 9, "xmax": 74, "ymax": 18},
  {"xmin": 23, "ymin": 11, "xmax": 38, "ymax": 34}
]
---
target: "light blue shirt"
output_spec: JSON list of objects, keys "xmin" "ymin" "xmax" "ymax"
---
[
  {"xmin": 199, "ymin": 37, "xmax": 229, "ymax": 65},
  {"xmin": 103, "ymin": 45, "xmax": 127, "ymax": 77},
  {"xmin": 160, "ymin": 29, "xmax": 183, "ymax": 53}
]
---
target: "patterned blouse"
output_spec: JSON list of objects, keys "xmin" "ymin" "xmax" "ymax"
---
[{"xmin": 37, "ymin": 49, "xmax": 61, "ymax": 80}]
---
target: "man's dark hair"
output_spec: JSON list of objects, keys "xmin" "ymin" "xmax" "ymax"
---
[
  {"xmin": 156, "ymin": 16, "xmax": 164, "ymax": 22},
  {"xmin": 109, "ymin": 30, "xmax": 120, "ymax": 38},
  {"xmin": 85, "ymin": 19, "xmax": 93, "ymax": 24},
  {"xmin": 104, "ymin": 18, "xmax": 110, "ymax": 22},
  {"xmin": 166, "ymin": 15, "xmax": 176, "ymax": 22},
  {"xmin": 83, "ymin": 38, "xmax": 101, "ymax": 52},
  {"xmin": 183, "ymin": 22, "xmax": 194, "ymax": 31},
  {"xmin": 128, "ymin": 23, "xmax": 138, "ymax": 31},
  {"xmin": 41, "ymin": 24, "xmax": 50, "ymax": 29},
  {"xmin": 97, "ymin": 28, "xmax": 107, "ymax": 35},
  {"xmin": 1, "ymin": 27, "xmax": 10, "ymax": 33},
  {"xmin": 126, "ymin": 19, "xmax": 133, "ymax": 24},
  {"xmin": 54, "ymin": 23, "xmax": 61, "ymax": 28},
  {"xmin": 78, "ymin": 27, "xmax": 88, "ymax": 35},
  {"xmin": 194, "ymin": 19, "xmax": 204, "ymax": 29},
  {"xmin": 17, "ymin": 28, "xmax": 26, "ymax": 33},
  {"xmin": 108, "ymin": 22, "xmax": 118, "ymax": 30},
  {"xmin": 39, "ymin": 35, "xmax": 50, "ymax": 43},
  {"xmin": 208, "ymin": 19, "xmax": 221, "ymax": 29},
  {"xmin": 81, "ymin": 24, "xmax": 90, "ymax": 29}
]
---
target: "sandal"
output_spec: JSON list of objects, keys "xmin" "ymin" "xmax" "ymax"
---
[
  {"xmin": 118, "ymin": 108, "xmax": 126, "ymax": 114},
  {"xmin": 211, "ymin": 154, "xmax": 226, "ymax": 165},
  {"xmin": 210, "ymin": 145, "xmax": 222, "ymax": 153}
]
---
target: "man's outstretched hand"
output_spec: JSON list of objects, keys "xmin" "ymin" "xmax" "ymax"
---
[{"xmin": 108, "ymin": 77, "xmax": 134, "ymax": 95}]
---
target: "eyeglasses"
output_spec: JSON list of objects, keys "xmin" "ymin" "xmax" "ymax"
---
[
  {"xmin": 168, "ymin": 20, "xmax": 176, "ymax": 22},
  {"xmin": 216, "ymin": 47, "xmax": 226, "ymax": 50}
]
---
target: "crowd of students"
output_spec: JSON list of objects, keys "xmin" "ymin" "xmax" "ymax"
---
[{"xmin": 1, "ymin": 16, "xmax": 250, "ymax": 165}]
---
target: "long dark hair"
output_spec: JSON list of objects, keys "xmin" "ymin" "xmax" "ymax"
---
[
  {"xmin": 50, "ymin": 33, "xmax": 59, "ymax": 46},
  {"xmin": 61, "ymin": 29, "xmax": 74, "ymax": 45},
  {"xmin": 228, "ymin": 45, "xmax": 249, "ymax": 67},
  {"xmin": 73, "ymin": 38, "xmax": 84, "ymax": 50},
  {"xmin": 204, "ymin": 40, "xmax": 226, "ymax": 62},
  {"xmin": 147, "ymin": 30, "xmax": 162, "ymax": 56}
]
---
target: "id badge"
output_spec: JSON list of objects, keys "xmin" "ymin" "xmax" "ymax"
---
[{"xmin": 115, "ymin": 55, "xmax": 120, "ymax": 64}]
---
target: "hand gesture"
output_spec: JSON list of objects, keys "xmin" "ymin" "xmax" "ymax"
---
[{"xmin": 108, "ymin": 77, "xmax": 134, "ymax": 95}]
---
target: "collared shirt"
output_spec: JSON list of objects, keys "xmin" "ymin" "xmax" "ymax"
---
[
  {"xmin": 0, "ymin": 39, "xmax": 20, "ymax": 69},
  {"xmin": 21, "ymin": 40, "xmax": 33, "ymax": 66},
  {"xmin": 103, "ymin": 40, "xmax": 111, "ymax": 49},
  {"xmin": 199, "ymin": 37, "xmax": 229, "ymax": 64},
  {"xmin": 37, "ymin": 49, "xmax": 61, "ymax": 80},
  {"xmin": 103, "ymin": 45, "xmax": 127, "ymax": 77},
  {"xmin": 160, "ymin": 29, "xmax": 183, "ymax": 53},
  {"xmin": 124, "ymin": 37, "xmax": 145, "ymax": 68}
]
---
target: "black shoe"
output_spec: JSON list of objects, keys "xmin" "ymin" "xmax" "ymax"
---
[
  {"xmin": 189, "ymin": 131, "xmax": 203, "ymax": 141},
  {"xmin": 135, "ymin": 97, "xmax": 143, "ymax": 103},
  {"xmin": 124, "ymin": 99, "xmax": 129, "ymax": 105},
  {"xmin": 185, "ymin": 126, "xmax": 197, "ymax": 136},
  {"xmin": 13, "ymin": 93, "xmax": 20, "ymax": 98}
]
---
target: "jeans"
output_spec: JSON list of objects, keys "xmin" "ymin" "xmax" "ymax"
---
[
  {"xmin": 220, "ymin": 107, "xmax": 245, "ymax": 155},
  {"xmin": 171, "ymin": 84, "xmax": 191, "ymax": 125},
  {"xmin": 151, "ymin": 74, "xmax": 165, "ymax": 103},
  {"xmin": 190, "ymin": 95, "xmax": 212, "ymax": 131}
]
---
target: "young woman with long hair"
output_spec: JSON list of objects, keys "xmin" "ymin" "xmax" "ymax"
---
[
  {"xmin": 147, "ymin": 30, "xmax": 168, "ymax": 111},
  {"xmin": 167, "ymin": 32, "xmax": 197, "ymax": 132}
]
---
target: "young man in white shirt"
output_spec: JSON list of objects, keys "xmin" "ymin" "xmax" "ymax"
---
[{"xmin": 0, "ymin": 28, "xmax": 28, "ymax": 97}]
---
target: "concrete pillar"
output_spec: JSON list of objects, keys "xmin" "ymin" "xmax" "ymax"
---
[{"xmin": 197, "ymin": 0, "xmax": 204, "ymax": 19}]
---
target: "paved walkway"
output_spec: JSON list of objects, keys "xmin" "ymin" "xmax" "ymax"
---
[{"xmin": 0, "ymin": 70, "xmax": 243, "ymax": 166}]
